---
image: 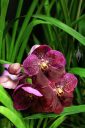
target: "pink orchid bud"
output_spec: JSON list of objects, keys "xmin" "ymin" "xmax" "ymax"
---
[
  {"xmin": 8, "ymin": 63, "xmax": 21, "ymax": 75},
  {"xmin": 0, "ymin": 76, "xmax": 18, "ymax": 89}
]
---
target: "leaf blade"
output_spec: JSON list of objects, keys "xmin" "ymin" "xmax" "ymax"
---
[
  {"xmin": 33, "ymin": 14, "xmax": 85, "ymax": 46},
  {"xmin": 69, "ymin": 67, "xmax": 85, "ymax": 77},
  {"xmin": 0, "ymin": 106, "xmax": 26, "ymax": 128}
]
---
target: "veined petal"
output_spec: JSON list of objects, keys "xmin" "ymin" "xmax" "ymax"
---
[
  {"xmin": 13, "ymin": 86, "xmax": 31, "ymax": 110},
  {"xmin": 13, "ymin": 84, "xmax": 41, "ymax": 110},
  {"xmin": 32, "ymin": 71, "xmax": 63, "ymax": 114},
  {"xmin": 23, "ymin": 54, "xmax": 39, "ymax": 76},
  {"xmin": 61, "ymin": 73, "xmax": 78, "ymax": 93},
  {"xmin": 29, "ymin": 45, "xmax": 40, "ymax": 55},
  {"xmin": 32, "ymin": 45, "xmax": 51, "ymax": 59},
  {"xmin": 46, "ymin": 66, "xmax": 65, "ymax": 83},
  {"xmin": 60, "ymin": 92, "xmax": 73, "ymax": 107},
  {"xmin": 46, "ymin": 50, "xmax": 66, "ymax": 67}
]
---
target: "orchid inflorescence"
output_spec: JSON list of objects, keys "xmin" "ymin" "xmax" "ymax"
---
[{"xmin": 0, "ymin": 45, "xmax": 78, "ymax": 114}]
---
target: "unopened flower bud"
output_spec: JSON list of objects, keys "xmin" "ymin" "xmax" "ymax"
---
[{"xmin": 8, "ymin": 63, "xmax": 21, "ymax": 75}]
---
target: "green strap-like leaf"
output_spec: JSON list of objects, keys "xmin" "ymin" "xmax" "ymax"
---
[
  {"xmin": 0, "ymin": 85, "xmax": 13, "ymax": 110},
  {"xmin": 33, "ymin": 14, "xmax": 85, "ymax": 46},
  {"xmin": 0, "ymin": 106, "xmax": 26, "ymax": 128},
  {"xmin": 9, "ymin": 0, "xmax": 24, "ymax": 61},
  {"xmin": 0, "ymin": 59, "xmax": 12, "ymax": 64},
  {"xmin": 11, "ymin": 0, "xmax": 38, "ymax": 62},
  {"xmin": 49, "ymin": 115, "xmax": 66, "ymax": 128},
  {"xmin": 24, "ymin": 105, "xmax": 85, "ymax": 119},
  {"xmin": 0, "ymin": 0, "xmax": 9, "ymax": 58},
  {"xmin": 69, "ymin": 67, "xmax": 85, "ymax": 77}
]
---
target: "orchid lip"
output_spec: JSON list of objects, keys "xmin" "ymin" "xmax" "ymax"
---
[
  {"xmin": 54, "ymin": 87, "xmax": 64, "ymax": 96},
  {"xmin": 38, "ymin": 59, "xmax": 49, "ymax": 70}
]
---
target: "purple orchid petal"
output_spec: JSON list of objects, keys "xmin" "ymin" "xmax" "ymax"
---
[
  {"xmin": 0, "ymin": 76, "xmax": 18, "ymax": 89},
  {"xmin": 29, "ymin": 45, "xmax": 40, "ymax": 55},
  {"xmin": 32, "ymin": 45, "xmax": 52, "ymax": 59},
  {"xmin": 3, "ymin": 64, "xmax": 10, "ymax": 69},
  {"xmin": 13, "ymin": 84, "xmax": 42, "ymax": 110},
  {"xmin": 32, "ymin": 71, "xmax": 63, "ymax": 114},
  {"xmin": 22, "ymin": 86, "xmax": 43, "ymax": 97},
  {"xmin": 13, "ymin": 86, "xmax": 31, "ymax": 110},
  {"xmin": 32, "ymin": 70, "xmax": 55, "ymax": 101},
  {"xmin": 23, "ymin": 54, "xmax": 39, "ymax": 76},
  {"xmin": 46, "ymin": 66, "xmax": 65, "ymax": 83},
  {"xmin": 2, "ymin": 70, "xmax": 17, "ymax": 80},
  {"xmin": 54, "ymin": 103, "xmax": 64, "ymax": 114},
  {"xmin": 60, "ymin": 92, "xmax": 73, "ymax": 107},
  {"xmin": 46, "ymin": 50, "xmax": 66, "ymax": 67},
  {"xmin": 61, "ymin": 73, "xmax": 78, "ymax": 93}
]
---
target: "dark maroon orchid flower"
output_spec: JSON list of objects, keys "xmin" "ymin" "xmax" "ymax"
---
[
  {"xmin": 23, "ymin": 45, "xmax": 66, "ymax": 82},
  {"xmin": 55, "ymin": 73, "xmax": 78, "ymax": 94},
  {"xmin": 32, "ymin": 71, "xmax": 78, "ymax": 114},
  {"xmin": 54, "ymin": 73, "xmax": 78, "ymax": 107},
  {"xmin": 13, "ymin": 83, "xmax": 43, "ymax": 110},
  {"xmin": 32, "ymin": 71, "xmax": 63, "ymax": 114},
  {"xmin": 0, "ymin": 45, "xmax": 78, "ymax": 115}
]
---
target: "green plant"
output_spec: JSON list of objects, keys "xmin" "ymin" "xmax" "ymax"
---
[{"xmin": 0, "ymin": 0, "xmax": 85, "ymax": 128}]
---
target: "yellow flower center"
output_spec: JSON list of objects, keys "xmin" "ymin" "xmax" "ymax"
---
[
  {"xmin": 40, "ymin": 62, "xmax": 48, "ymax": 70},
  {"xmin": 54, "ymin": 87, "xmax": 64, "ymax": 96},
  {"xmin": 29, "ymin": 94, "xmax": 33, "ymax": 99},
  {"xmin": 38, "ymin": 59, "xmax": 49, "ymax": 70}
]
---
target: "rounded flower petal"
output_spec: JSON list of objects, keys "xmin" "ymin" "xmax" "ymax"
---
[
  {"xmin": 46, "ymin": 50, "xmax": 66, "ymax": 67},
  {"xmin": 54, "ymin": 103, "xmax": 63, "ymax": 114},
  {"xmin": 23, "ymin": 54, "xmax": 39, "ymax": 76},
  {"xmin": 32, "ymin": 71, "xmax": 63, "ymax": 114},
  {"xmin": 60, "ymin": 92, "xmax": 73, "ymax": 107},
  {"xmin": 61, "ymin": 73, "xmax": 78, "ymax": 93},
  {"xmin": 13, "ymin": 84, "xmax": 42, "ymax": 110},
  {"xmin": 0, "ymin": 76, "xmax": 18, "ymax": 89},
  {"xmin": 46, "ymin": 66, "xmax": 65, "ymax": 83},
  {"xmin": 13, "ymin": 85, "xmax": 31, "ymax": 110},
  {"xmin": 29, "ymin": 45, "xmax": 40, "ymax": 55},
  {"xmin": 32, "ymin": 45, "xmax": 52, "ymax": 59}
]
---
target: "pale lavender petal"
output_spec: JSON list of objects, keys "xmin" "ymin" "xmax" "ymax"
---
[
  {"xmin": 0, "ymin": 76, "xmax": 18, "ymax": 89},
  {"xmin": 22, "ymin": 87, "xmax": 43, "ymax": 97},
  {"xmin": 2, "ymin": 70, "xmax": 17, "ymax": 80},
  {"xmin": 3, "ymin": 64, "xmax": 10, "ymax": 69}
]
